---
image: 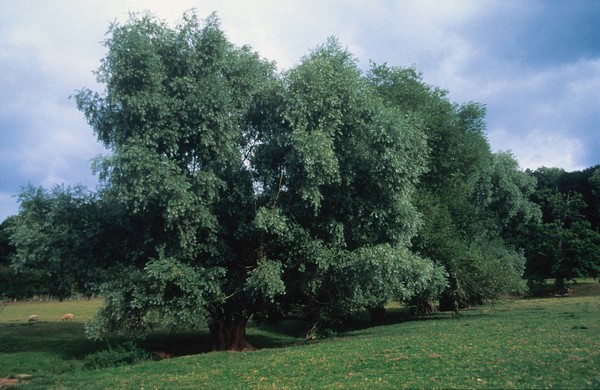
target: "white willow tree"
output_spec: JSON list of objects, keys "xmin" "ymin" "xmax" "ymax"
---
[{"xmin": 72, "ymin": 12, "xmax": 443, "ymax": 350}]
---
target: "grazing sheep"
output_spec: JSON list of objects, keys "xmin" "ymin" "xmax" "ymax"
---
[
  {"xmin": 62, "ymin": 313, "xmax": 74, "ymax": 321},
  {"xmin": 28, "ymin": 315, "xmax": 38, "ymax": 323}
]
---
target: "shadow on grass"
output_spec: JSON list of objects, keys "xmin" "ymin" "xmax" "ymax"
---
[
  {"xmin": 138, "ymin": 311, "xmax": 463, "ymax": 356},
  {"xmin": 0, "ymin": 302, "xmax": 521, "ymax": 362},
  {"xmin": 525, "ymin": 280, "xmax": 600, "ymax": 299},
  {"xmin": 0, "ymin": 319, "xmax": 313, "ymax": 361},
  {"xmin": 140, "ymin": 331, "xmax": 214, "ymax": 356},
  {"xmin": 0, "ymin": 321, "xmax": 105, "ymax": 358},
  {"xmin": 140, "ymin": 318, "xmax": 314, "ymax": 356},
  {"xmin": 135, "ymin": 310, "xmax": 460, "ymax": 356}
]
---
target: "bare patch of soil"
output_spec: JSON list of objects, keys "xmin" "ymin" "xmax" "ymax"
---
[
  {"xmin": 0, "ymin": 377, "xmax": 19, "ymax": 388},
  {"xmin": 0, "ymin": 374, "xmax": 31, "ymax": 388}
]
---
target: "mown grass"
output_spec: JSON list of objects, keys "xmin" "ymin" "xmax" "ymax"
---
[{"xmin": 1, "ymin": 282, "xmax": 599, "ymax": 389}]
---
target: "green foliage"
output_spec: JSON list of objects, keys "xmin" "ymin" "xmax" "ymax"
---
[
  {"xmin": 474, "ymin": 152, "xmax": 541, "ymax": 239},
  {"xmin": 531, "ymin": 165, "xmax": 600, "ymax": 230},
  {"xmin": 249, "ymin": 41, "xmax": 434, "ymax": 329},
  {"xmin": 368, "ymin": 63, "xmax": 535, "ymax": 310},
  {"xmin": 85, "ymin": 259, "xmax": 225, "ymax": 339},
  {"xmin": 9, "ymin": 185, "xmax": 110, "ymax": 299},
  {"xmin": 253, "ymin": 207, "xmax": 289, "ymax": 236},
  {"xmin": 456, "ymin": 238, "xmax": 528, "ymax": 304},
  {"xmin": 334, "ymin": 245, "xmax": 447, "ymax": 311},
  {"xmin": 245, "ymin": 258, "xmax": 286, "ymax": 303},
  {"xmin": 297, "ymin": 245, "xmax": 446, "ymax": 330},
  {"xmin": 590, "ymin": 167, "xmax": 600, "ymax": 200},
  {"xmin": 0, "ymin": 266, "xmax": 48, "ymax": 300},
  {"xmin": 526, "ymin": 220, "xmax": 600, "ymax": 281},
  {"xmin": 1, "ymin": 218, "xmax": 49, "ymax": 299},
  {"xmin": 0, "ymin": 217, "xmax": 14, "ymax": 266},
  {"xmin": 82, "ymin": 342, "xmax": 152, "ymax": 370},
  {"xmin": 274, "ymin": 41, "xmax": 427, "ymax": 247},
  {"xmin": 73, "ymin": 12, "xmax": 281, "ymax": 344}
]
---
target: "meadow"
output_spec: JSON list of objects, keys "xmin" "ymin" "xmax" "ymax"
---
[{"xmin": 1, "ymin": 281, "xmax": 599, "ymax": 389}]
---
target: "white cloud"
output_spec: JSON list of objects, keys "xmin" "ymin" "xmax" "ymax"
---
[
  {"xmin": 0, "ymin": 193, "xmax": 18, "ymax": 222},
  {"xmin": 17, "ymin": 108, "xmax": 106, "ymax": 187},
  {"xmin": 488, "ymin": 126, "xmax": 586, "ymax": 171},
  {"xmin": 483, "ymin": 58, "xmax": 600, "ymax": 170}
]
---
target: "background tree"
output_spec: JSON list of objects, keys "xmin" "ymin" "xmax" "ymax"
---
[
  {"xmin": 590, "ymin": 167, "xmax": 600, "ymax": 227},
  {"xmin": 10, "ymin": 185, "xmax": 109, "ymax": 299},
  {"xmin": 0, "ymin": 217, "xmax": 42, "ymax": 300},
  {"xmin": 474, "ymin": 152, "xmax": 541, "ymax": 242},
  {"xmin": 531, "ymin": 166, "xmax": 600, "ymax": 230},
  {"xmin": 590, "ymin": 167, "xmax": 600, "ymax": 194},
  {"xmin": 524, "ymin": 167, "xmax": 600, "ymax": 292}
]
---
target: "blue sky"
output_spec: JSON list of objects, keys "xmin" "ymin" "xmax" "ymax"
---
[{"xmin": 1, "ymin": 0, "xmax": 600, "ymax": 221}]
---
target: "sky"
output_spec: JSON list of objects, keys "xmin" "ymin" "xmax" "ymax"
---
[{"xmin": 1, "ymin": 0, "xmax": 600, "ymax": 221}]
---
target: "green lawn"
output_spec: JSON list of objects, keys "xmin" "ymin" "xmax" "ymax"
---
[{"xmin": 1, "ymin": 282, "xmax": 599, "ymax": 388}]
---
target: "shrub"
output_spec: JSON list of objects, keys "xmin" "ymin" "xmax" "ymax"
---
[{"xmin": 82, "ymin": 342, "xmax": 152, "ymax": 370}]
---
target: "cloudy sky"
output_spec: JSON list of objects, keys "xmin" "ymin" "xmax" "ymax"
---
[{"xmin": 1, "ymin": 0, "xmax": 600, "ymax": 221}]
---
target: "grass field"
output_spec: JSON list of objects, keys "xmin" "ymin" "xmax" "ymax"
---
[{"xmin": 1, "ymin": 281, "xmax": 599, "ymax": 389}]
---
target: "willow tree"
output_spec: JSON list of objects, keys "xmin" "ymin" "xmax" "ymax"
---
[
  {"xmin": 76, "ymin": 12, "xmax": 280, "ymax": 350},
  {"xmin": 368, "ymin": 64, "xmax": 534, "ymax": 310},
  {"xmin": 250, "ymin": 39, "xmax": 442, "ymax": 329},
  {"xmin": 75, "ymin": 12, "xmax": 443, "ymax": 349}
]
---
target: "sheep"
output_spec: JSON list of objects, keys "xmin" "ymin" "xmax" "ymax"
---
[
  {"xmin": 62, "ymin": 313, "xmax": 74, "ymax": 321},
  {"xmin": 28, "ymin": 315, "xmax": 38, "ymax": 323}
]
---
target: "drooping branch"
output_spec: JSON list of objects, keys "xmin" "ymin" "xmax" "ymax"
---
[{"xmin": 272, "ymin": 168, "xmax": 285, "ymax": 210}]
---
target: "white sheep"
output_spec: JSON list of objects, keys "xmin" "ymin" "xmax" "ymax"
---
[
  {"xmin": 28, "ymin": 315, "xmax": 38, "ymax": 323},
  {"xmin": 62, "ymin": 313, "xmax": 74, "ymax": 321}
]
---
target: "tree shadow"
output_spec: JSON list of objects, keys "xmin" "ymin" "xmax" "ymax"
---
[
  {"xmin": 0, "ymin": 321, "xmax": 105, "ymax": 358},
  {"xmin": 0, "ymin": 305, "xmax": 504, "ymax": 362},
  {"xmin": 524, "ymin": 280, "xmax": 600, "ymax": 299},
  {"xmin": 140, "ymin": 330, "xmax": 214, "ymax": 356}
]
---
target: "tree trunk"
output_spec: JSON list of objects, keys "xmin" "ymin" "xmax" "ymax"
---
[
  {"xmin": 439, "ymin": 293, "xmax": 462, "ymax": 317},
  {"xmin": 209, "ymin": 316, "xmax": 256, "ymax": 352},
  {"xmin": 438, "ymin": 292, "xmax": 457, "ymax": 312},
  {"xmin": 410, "ymin": 299, "xmax": 438, "ymax": 315},
  {"xmin": 439, "ymin": 274, "xmax": 461, "ymax": 315},
  {"xmin": 368, "ymin": 306, "xmax": 390, "ymax": 326},
  {"xmin": 423, "ymin": 300, "xmax": 438, "ymax": 313},
  {"xmin": 467, "ymin": 294, "xmax": 484, "ymax": 307},
  {"xmin": 553, "ymin": 276, "xmax": 568, "ymax": 295}
]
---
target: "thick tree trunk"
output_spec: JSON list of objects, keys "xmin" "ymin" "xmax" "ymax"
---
[{"xmin": 209, "ymin": 316, "xmax": 256, "ymax": 352}]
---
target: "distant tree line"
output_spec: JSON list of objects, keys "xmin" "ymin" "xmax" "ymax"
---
[
  {"xmin": 520, "ymin": 166, "xmax": 600, "ymax": 292},
  {"xmin": 1, "ymin": 12, "xmax": 598, "ymax": 350}
]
